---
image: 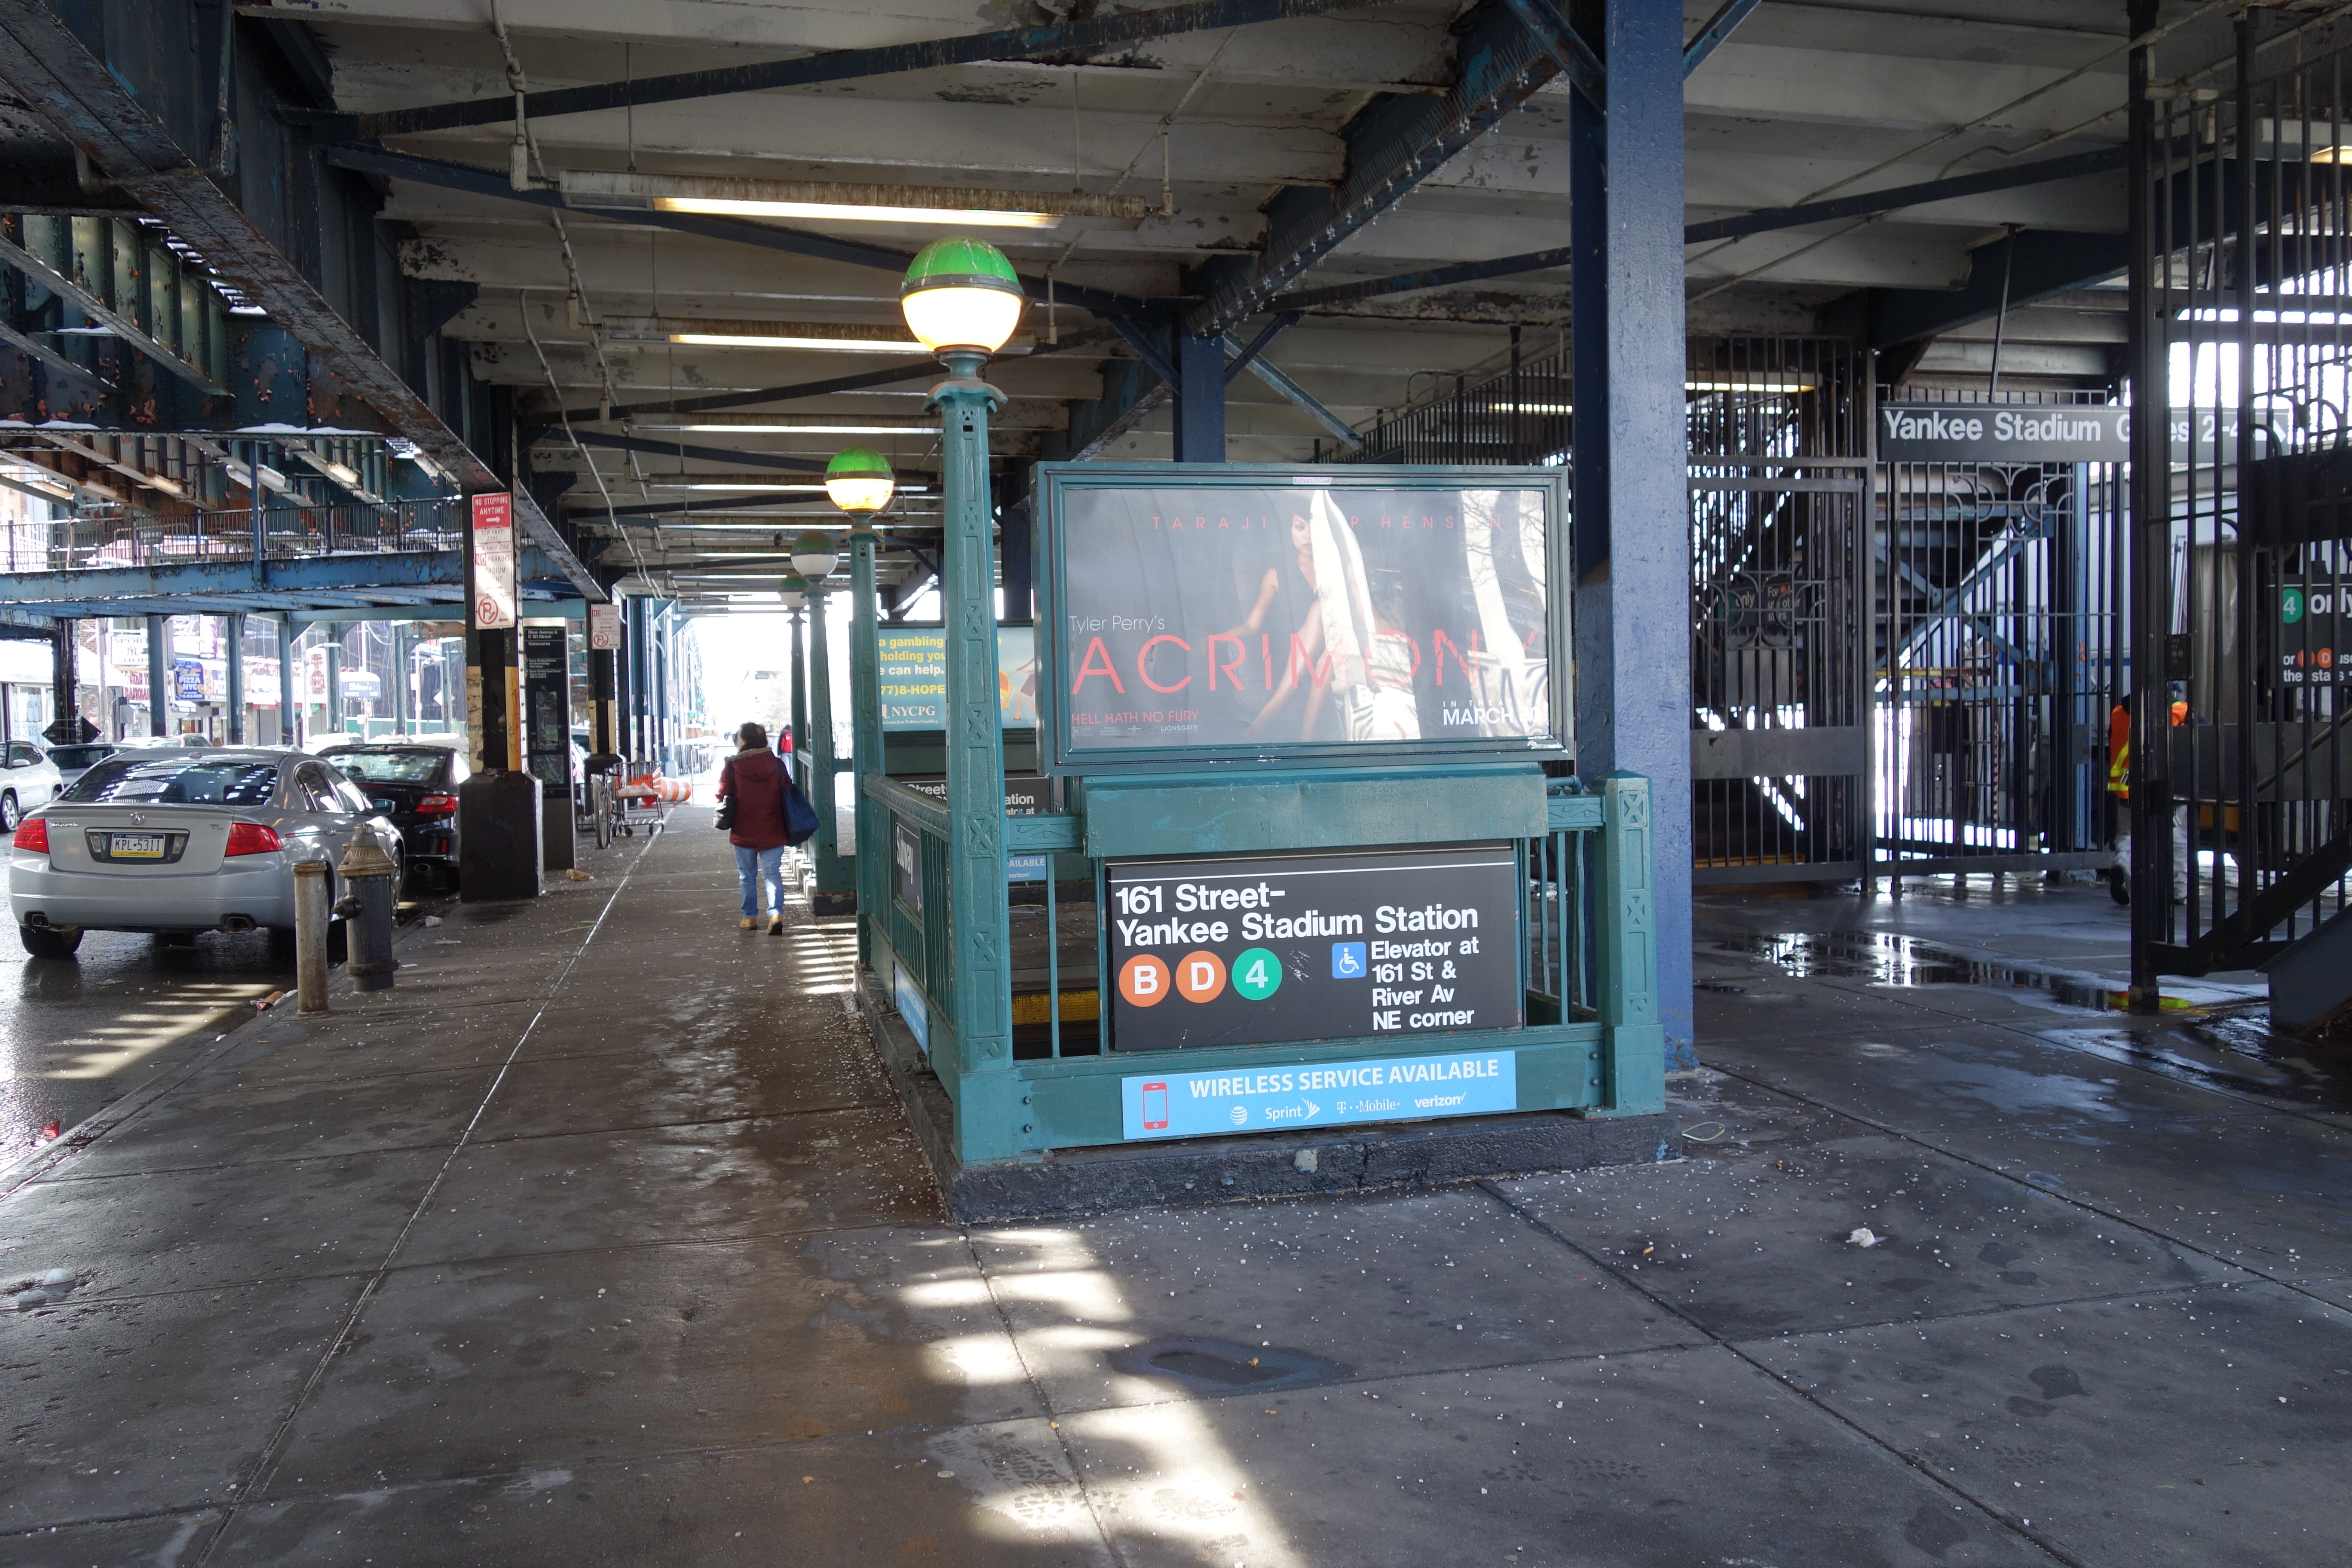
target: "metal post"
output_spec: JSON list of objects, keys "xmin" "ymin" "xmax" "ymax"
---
[
  {"xmin": 42, "ymin": 618, "xmax": 84, "ymax": 745},
  {"xmin": 145, "ymin": 613, "xmax": 169, "ymax": 738},
  {"xmin": 653, "ymin": 600, "xmax": 670, "ymax": 768},
  {"xmin": 324, "ymin": 638, "xmax": 343, "ymax": 743},
  {"xmin": 591, "ymin": 635, "xmax": 615, "ymax": 755},
  {"xmin": 788, "ymin": 601, "xmax": 810, "ymax": 784},
  {"xmin": 1597, "ymin": 773, "xmax": 1666, "ymax": 1112},
  {"xmin": 930, "ymin": 349, "xmax": 1017, "ymax": 1161},
  {"xmin": 806, "ymin": 583, "xmax": 853, "ymax": 911},
  {"xmin": 2125, "ymin": 0, "xmax": 2166, "ymax": 1009},
  {"xmin": 1570, "ymin": 0, "xmax": 1694, "ymax": 1069},
  {"xmin": 850, "ymin": 528, "xmax": 883, "ymax": 955},
  {"xmin": 248, "ymin": 442, "xmax": 265, "ymax": 572},
  {"xmin": 225, "ymin": 612, "xmax": 246, "ymax": 744},
  {"xmin": 1172, "ymin": 331, "xmax": 1226, "ymax": 462},
  {"xmin": 279, "ymin": 615, "xmax": 298, "ymax": 747},
  {"xmin": 293, "ymin": 859, "xmax": 332, "ymax": 1013},
  {"xmin": 389, "ymin": 622, "xmax": 409, "ymax": 735}
]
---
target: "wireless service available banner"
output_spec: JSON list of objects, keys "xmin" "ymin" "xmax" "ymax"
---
[{"xmin": 1057, "ymin": 485, "xmax": 1555, "ymax": 753}]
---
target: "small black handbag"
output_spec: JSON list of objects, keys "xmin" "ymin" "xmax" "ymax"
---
[{"xmin": 714, "ymin": 796, "xmax": 737, "ymax": 831}]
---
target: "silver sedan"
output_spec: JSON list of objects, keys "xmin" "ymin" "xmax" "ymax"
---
[{"xmin": 7, "ymin": 748, "xmax": 402, "ymax": 958}]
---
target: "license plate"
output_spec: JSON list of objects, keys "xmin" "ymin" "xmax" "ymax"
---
[{"xmin": 108, "ymin": 833, "xmax": 166, "ymax": 858}]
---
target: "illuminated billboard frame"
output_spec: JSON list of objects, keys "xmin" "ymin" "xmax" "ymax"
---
[{"xmin": 1035, "ymin": 462, "xmax": 1572, "ymax": 773}]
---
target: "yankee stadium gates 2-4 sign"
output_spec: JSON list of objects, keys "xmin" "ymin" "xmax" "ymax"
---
[{"xmin": 1878, "ymin": 402, "xmax": 2128, "ymax": 464}]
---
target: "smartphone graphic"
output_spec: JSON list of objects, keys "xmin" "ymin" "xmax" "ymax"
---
[{"xmin": 1141, "ymin": 1082, "xmax": 1169, "ymax": 1131}]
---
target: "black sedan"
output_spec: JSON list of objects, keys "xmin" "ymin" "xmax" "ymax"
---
[{"xmin": 316, "ymin": 742, "xmax": 468, "ymax": 892}]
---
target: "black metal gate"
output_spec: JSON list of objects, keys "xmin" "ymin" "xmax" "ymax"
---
[
  {"xmin": 2132, "ymin": 11, "xmax": 2352, "ymax": 993},
  {"xmin": 1687, "ymin": 338, "xmax": 1872, "ymax": 885},
  {"xmin": 1877, "ymin": 394, "xmax": 2125, "ymax": 882}
]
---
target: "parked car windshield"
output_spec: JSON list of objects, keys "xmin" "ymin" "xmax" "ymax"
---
[
  {"xmin": 322, "ymin": 750, "xmax": 447, "ymax": 784},
  {"xmin": 49, "ymin": 746, "xmax": 114, "ymax": 770},
  {"xmin": 63, "ymin": 756, "xmax": 279, "ymax": 805}
]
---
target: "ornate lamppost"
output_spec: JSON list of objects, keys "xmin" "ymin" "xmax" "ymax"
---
[
  {"xmin": 900, "ymin": 237, "xmax": 1022, "ymax": 1125},
  {"xmin": 787, "ymin": 529, "xmax": 853, "ymax": 913},
  {"xmin": 824, "ymin": 448, "xmax": 895, "ymax": 959}
]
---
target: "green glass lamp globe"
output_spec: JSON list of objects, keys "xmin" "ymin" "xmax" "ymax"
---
[
  {"xmin": 823, "ymin": 447, "xmax": 895, "ymax": 514},
  {"xmin": 899, "ymin": 236, "xmax": 1024, "ymax": 356}
]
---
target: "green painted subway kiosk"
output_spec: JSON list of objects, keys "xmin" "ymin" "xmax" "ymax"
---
[{"xmin": 856, "ymin": 462, "xmax": 1663, "ymax": 1165}]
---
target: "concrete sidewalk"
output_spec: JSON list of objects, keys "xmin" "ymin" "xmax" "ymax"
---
[{"xmin": 3, "ymin": 827, "xmax": 2348, "ymax": 1566}]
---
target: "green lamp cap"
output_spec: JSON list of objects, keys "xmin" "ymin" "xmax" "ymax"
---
[
  {"xmin": 900, "ymin": 236, "xmax": 1024, "ymax": 297},
  {"xmin": 825, "ymin": 446, "xmax": 894, "ymax": 480}
]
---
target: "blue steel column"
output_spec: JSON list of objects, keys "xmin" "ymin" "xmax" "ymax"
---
[
  {"xmin": 225, "ymin": 613, "xmax": 246, "ymax": 744},
  {"xmin": 849, "ymin": 529, "xmax": 884, "ymax": 962},
  {"xmin": 930, "ymin": 352, "xmax": 1017, "ymax": 1161},
  {"xmin": 145, "ymin": 614, "xmax": 168, "ymax": 737},
  {"xmin": 1171, "ymin": 331, "xmax": 1227, "ymax": 462},
  {"xmin": 278, "ymin": 616, "xmax": 297, "ymax": 747},
  {"xmin": 1570, "ymin": 0, "xmax": 1693, "ymax": 1069},
  {"xmin": 325, "ymin": 639, "xmax": 343, "ymax": 742},
  {"xmin": 787, "ymin": 601, "xmax": 810, "ymax": 788},
  {"xmin": 806, "ymin": 583, "xmax": 854, "ymax": 911}
]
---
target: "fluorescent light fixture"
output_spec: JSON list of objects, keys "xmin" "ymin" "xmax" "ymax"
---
[
  {"xmin": 668, "ymin": 196, "xmax": 1060, "ymax": 228},
  {"xmin": 646, "ymin": 482, "xmax": 932, "ymax": 494},
  {"xmin": 2312, "ymin": 145, "xmax": 2352, "ymax": 163},
  {"xmin": 636, "ymin": 423, "xmax": 928, "ymax": 435},
  {"xmin": 1687, "ymin": 373, "xmax": 1818, "ymax": 393},
  {"xmin": 558, "ymin": 170, "xmax": 1149, "ymax": 229},
  {"xmin": 671, "ymin": 331, "xmax": 928, "ymax": 352},
  {"xmin": 604, "ymin": 317, "xmax": 1026, "ymax": 355}
]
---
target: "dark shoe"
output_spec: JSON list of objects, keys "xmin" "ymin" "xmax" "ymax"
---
[{"xmin": 768, "ymin": 916, "xmax": 784, "ymax": 935}]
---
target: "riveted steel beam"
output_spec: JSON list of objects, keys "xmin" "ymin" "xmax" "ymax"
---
[
  {"xmin": 0, "ymin": 1, "xmax": 599, "ymax": 599},
  {"xmin": 1682, "ymin": 0, "xmax": 1763, "ymax": 76},
  {"xmin": 328, "ymin": 144, "xmax": 1151, "ymax": 322},
  {"xmin": 1185, "ymin": 3, "xmax": 1583, "ymax": 336},
  {"xmin": 343, "ymin": 0, "xmax": 1379, "ymax": 139},
  {"xmin": 0, "ymin": 544, "xmax": 572, "ymax": 611}
]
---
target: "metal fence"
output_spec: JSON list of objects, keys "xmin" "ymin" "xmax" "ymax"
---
[
  {"xmin": 22, "ymin": 497, "xmax": 464, "ymax": 573},
  {"xmin": 1878, "ymin": 389, "xmax": 2125, "ymax": 880},
  {"xmin": 2136, "ymin": 15, "xmax": 2352, "ymax": 983},
  {"xmin": 1687, "ymin": 338, "xmax": 1873, "ymax": 884}
]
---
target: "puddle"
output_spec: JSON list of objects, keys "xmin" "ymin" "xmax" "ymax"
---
[
  {"xmin": 1721, "ymin": 931, "xmax": 2129, "ymax": 1011},
  {"xmin": 1109, "ymin": 1337, "xmax": 1348, "ymax": 1396},
  {"xmin": 1725, "ymin": 932, "xmax": 2352, "ymax": 1112}
]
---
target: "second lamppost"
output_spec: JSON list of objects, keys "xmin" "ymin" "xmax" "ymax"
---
[
  {"xmin": 901, "ymin": 237, "xmax": 1023, "ymax": 1142},
  {"xmin": 825, "ymin": 448, "xmax": 895, "ymax": 959},
  {"xmin": 788, "ymin": 528, "xmax": 853, "ymax": 914}
]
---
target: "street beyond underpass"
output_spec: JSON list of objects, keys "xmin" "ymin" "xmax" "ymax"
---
[{"xmin": 2, "ymin": 825, "xmax": 2348, "ymax": 1567}]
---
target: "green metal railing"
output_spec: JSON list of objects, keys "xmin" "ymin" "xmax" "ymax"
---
[{"xmin": 860, "ymin": 768, "xmax": 1662, "ymax": 1161}]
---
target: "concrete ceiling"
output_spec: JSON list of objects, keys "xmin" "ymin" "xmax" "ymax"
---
[{"xmin": 45, "ymin": 0, "xmax": 2295, "ymax": 594}]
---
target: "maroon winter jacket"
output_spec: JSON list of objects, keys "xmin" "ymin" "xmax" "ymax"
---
[{"xmin": 718, "ymin": 747, "xmax": 789, "ymax": 849}]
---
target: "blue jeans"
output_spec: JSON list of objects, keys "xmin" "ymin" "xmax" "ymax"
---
[{"xmin": 735, "ymin": 844, "xmax": 786, "ymax": 919}]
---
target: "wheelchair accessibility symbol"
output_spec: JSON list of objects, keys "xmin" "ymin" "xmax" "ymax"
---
[{"xmin": 1330, "ymin": 941, "xmax": 1367, "ymax": 979}]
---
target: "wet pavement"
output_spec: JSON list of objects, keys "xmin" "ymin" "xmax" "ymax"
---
[
  {"xmin": 1, "ymin": 843, "xmax": 2348, "ymax": 1566},
  {"xmin": 0, "ymin": 930, "xmax": 292, "ymax": 1159}
]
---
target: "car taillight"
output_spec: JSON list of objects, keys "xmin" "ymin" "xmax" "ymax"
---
[
  {"xmin": 12, "ymin": 818, "xmax": 46, "ymax": 854},
  {"xmin": 224, "ymin": 821, "xmax": 283, "ymax": 856},
  {"xmin": 415, "ymin": 793, "xmax": 458, "ymax": 818}
]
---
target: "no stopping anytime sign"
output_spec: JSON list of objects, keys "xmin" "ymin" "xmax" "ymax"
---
[{"xmin": 1104, "ymin": 843, "xmax": 1521, "ymax": 1051}]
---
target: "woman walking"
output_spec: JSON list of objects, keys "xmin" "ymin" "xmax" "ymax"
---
[{"xmin": 718, "ymin": 722, "xmax": 790, "ymax": 933}]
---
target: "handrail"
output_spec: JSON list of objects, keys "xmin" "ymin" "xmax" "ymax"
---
[{"xmin": 861, "ymin": 772, "xmax": 948, "ymax": 836}]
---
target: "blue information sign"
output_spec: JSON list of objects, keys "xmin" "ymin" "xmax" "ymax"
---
[
  {"xmin": 893, "ymin": 962, "xmax": 929, "ymax": 1055},
  {"xmin": 1121, "ymin": 1048, "xmax": 1516, "ymax": 1140}
]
